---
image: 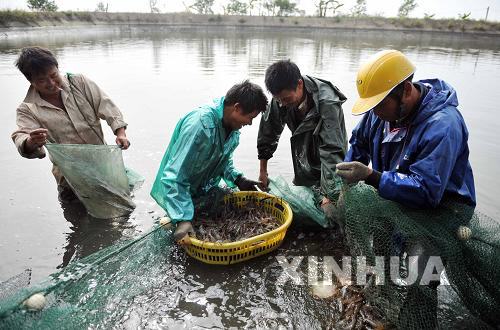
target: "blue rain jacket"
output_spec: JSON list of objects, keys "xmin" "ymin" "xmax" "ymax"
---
[
  {"xmin": 346, "ymin": 79, "xmax": 476, "ymax": 208},
  {"xmin": 151, "ymin": 97, "xmax": 242, "ymax": 222}
]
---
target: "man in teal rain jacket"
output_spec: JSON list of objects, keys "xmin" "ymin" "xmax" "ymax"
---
[
  {"xmin": 151, "ymin": 81, "xmax": 268, "ymax": 243},
  {"xmin": 257, "ymin": 60, "xmax": 348, "ymax": 223}
]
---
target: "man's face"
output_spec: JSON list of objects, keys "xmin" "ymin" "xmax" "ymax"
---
[
  {"xmin": 372, "ymin": 96, "xmax": 402, "ymax": 122},
  {"xmin": 225, "ymin": 104, "xmax": 260, "ymax": 131},
  {"xmin": 274, "ymin": 79, "xmax": 304, "ymax": 110},
  {"xmin": 31, "ymin": 66, "xmax": 62, "ymax": 97},
  {"xmin": 372, "ymin": 81, "xmax": 411, "ymax": 122}
]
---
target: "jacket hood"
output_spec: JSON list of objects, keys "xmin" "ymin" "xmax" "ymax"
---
[{"xmin": 413, "ymin": 78, "xmax": 459, "ymax": 125}]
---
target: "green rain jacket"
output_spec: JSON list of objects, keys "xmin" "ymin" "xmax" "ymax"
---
[
  {"xmin": 257, "ymin": 75, "xmax": 347, "ymax": 196},
  {"xmin": 151, "ymin": 97, "xmax": 242, "ymax": 223}
]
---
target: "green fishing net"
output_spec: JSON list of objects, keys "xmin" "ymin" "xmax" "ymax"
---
[
  {"xmin": 1, "ymin": 176, "xmax": 499, "ymax": 329},
  {"xmin": 263, "ymin": 175, "xmax": 499, "ymax": 328},
  {"xmin": 46, "ymin": 144, "xmax": 144, "ymax": 219},
  {"xmin": 0, "ymin": 225, "xmax": 172, "ymax": 329},
  {"xmin": 340, "ymin": 182, "xmax": 500, "ymax": 329}
]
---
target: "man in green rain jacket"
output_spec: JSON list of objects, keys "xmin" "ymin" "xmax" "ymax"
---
[
  {"xmin": 151, "ymin": 81, "xmax": 268, "ymax": 243},
  {"xmin": 257, "ymin": 60, "xmax": 348, "ymax": 219}
]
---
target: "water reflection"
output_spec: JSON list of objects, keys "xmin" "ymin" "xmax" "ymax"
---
[
  {"xmin": 59, "ymin": 201, "xmax": 135, "ymax": 268},
  {"xmin": 198, "ymin": 38, "xmax": 215, "ymax": 72},
  {"xmin": 1, "ymin": 26, "xmax": 499, "ymax": 327},
  {"xmin": 151, "ymin": 38, "xmax": 163, "ymax": 73}
]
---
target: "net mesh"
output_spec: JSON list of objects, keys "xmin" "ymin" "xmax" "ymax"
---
[
  {"xmin": 0, "ymin": 225, "xmax": 172, "ymax": 329},
  {"xmin": 341, "ymin": 182, "xmax": 500, "ymax": 329},
  {"xmin": 0, "ymin": 179, "xmax": 499, "ymax": 329}
]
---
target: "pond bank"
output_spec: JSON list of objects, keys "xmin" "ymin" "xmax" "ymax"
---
[{"xmin": 1, "ymin": 11, "xmax": 499, "ymax": 40}]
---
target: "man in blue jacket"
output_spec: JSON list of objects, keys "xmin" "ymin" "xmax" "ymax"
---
[
  {"xmin": 151, "ymin": 81, "xmax": 268, "ymax": 244},
  {"xmin": 336, "ymin": 50, "xmax": 475, "ymax": 208},
  {"xmin": 336, "ymin": 49, "xmax": 476, "ymax": 328}
]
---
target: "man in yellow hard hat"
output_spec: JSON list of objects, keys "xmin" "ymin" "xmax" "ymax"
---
[
  {"xmin": 336, "ymin": 49, "xmax": 476, "ymax": 328},
  {"xmin": 336, "ymin": 49, "xmax": 475, "ymax": 208}
]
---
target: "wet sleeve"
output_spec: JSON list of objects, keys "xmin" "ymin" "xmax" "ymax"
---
[
  {"xmin": 79, "ymin": 75, "xmax": 128, "ymax": 133},
  {"xmin": 345, "ymin": 113, "xmax": 371, "ymax": 165},
  {"xmin": 223, "ymin": 154, "xmax": 243, "ymax": 186},
  {"xmin": 151, "ymin": 121, "xmax": 211, "ymax": 223},
  {"xmin": 318, "ymin": 99, "xmax": 347, "ymax": 196},
  {"xmin": 257, "ymin": 101, "xmax": 286, "ymax": 160},
  {"xmin": 11, "ymin": 105, "xmax": 46, "ymax": 159},
  {"xmin": 378, "ymin": 121, "xmax": 462, "ymax": 208}
]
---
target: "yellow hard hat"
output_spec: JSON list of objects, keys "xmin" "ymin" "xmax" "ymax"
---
[{"xmin": 352, "ymin": 50, "xmax": 416, "ymax": 115}]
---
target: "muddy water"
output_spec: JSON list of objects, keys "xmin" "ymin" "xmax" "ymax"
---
[{"xmin": 0, "ymin": 27, "xmax": 499, "ymax": 327}]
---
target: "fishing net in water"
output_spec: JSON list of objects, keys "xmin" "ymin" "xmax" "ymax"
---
[
  {"xmin": 262, "ymin": 175, "xmax": 500, "ymax": 328},
  {"xmin": 338, "ymin": 182, "xmax": 500, "ymax": 329},
  {"xmin": 46, "ymin": 144, "xmax": 144, "ymax": 219},
  {"xmin": 268, "ymin": 176, "xmax": 327, "ymax": 227},
  {"xmin": 1, "ymin": 176, "xmax": 499, "ymax": 329},
  {"xmin": 0, "ymin": 224, "xmax": 173, "ymax": 329},
  {"xmin": 268, "ymin": 175, "xmax": 345, "ymax": 229}
]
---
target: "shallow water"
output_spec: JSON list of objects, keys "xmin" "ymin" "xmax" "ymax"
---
[{"xmin": 0, "ymin": 26, "xmax": 499, "ymax": 327}]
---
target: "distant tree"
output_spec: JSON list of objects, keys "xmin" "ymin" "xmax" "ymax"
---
[
  {"xmin": 149, "ymin": 0, "xmax": 160, "ymax": 13},
  {"xmin": 315, "ymin": 0, "xmax": 343, "ymax": 17},
  {"xmin": 262, "ymin": 0, "xmax": 276, "ymax": 16},
  {"xmin": 248, "ymin": 0, "xmax": 258, "ymax": 15},
  {"xmin": 275, "ymin": 0, "xmax": 296, "ymax": 16},
  {"xmin": 329, "ymin": 0, "xmax": 343, "ymax": 16},
  {"xmin": 190, "ymin": 0, "xmax": 215, "ymax": 14},
  {"xmin": 225, "ymin": 0, "xmax": 248, "ymax": 15},
  {"xmin": 350, "ymin": 0, "xmax": 366, "ymax": 17},
  {"xmin": 95, "ymin": 2, "xmax": 108, "ymax": 12},
  {"xmin": 398, "ymin": 0, "xmax": 417, "ymax": 18},
  {"xmin": 423, "ymin": 12, "xmax": 435, "ymax": 19},
  {"xmin": 182, "ymin": 1, "xmax": 192, "ymax": 12},
  {"xmin": 27, "ymin": 0, "xmax": 58, "ymax": 12},
  {"xmin": 458, "ymin": 12, "xmax": 471, "ymax": 20}
]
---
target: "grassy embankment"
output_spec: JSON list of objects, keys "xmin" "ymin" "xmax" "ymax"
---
[{"xmin": 0, "ymin": 10, "xmax": 499, "ymax": 35}]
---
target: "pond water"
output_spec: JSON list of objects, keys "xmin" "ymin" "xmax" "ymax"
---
[{"xmin": 0, "ymin": 26, "xmax": 499, "ymax": 328}]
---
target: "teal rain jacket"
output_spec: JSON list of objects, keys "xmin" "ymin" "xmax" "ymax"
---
[{"xmin": 151, "ymin": 97, "xmax": 242, "ymax": 223}]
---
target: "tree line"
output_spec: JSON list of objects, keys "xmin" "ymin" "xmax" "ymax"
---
[{"xmin": 26, "ymin": 0, "xmax": 477, "ymax": 21}]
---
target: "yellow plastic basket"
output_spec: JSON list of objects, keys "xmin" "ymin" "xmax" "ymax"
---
[{"xmin": 183, "ymin": 191, "xmax": 293, "ymax": 265}]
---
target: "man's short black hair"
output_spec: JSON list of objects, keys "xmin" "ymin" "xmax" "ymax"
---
[
  {"xmin": 15, "ymin": 46, "xmax": 58, "ymax": 81},
  {"xmin": 224, "ymin": 80, "xmax": 268, "ymax": 114},
  {"xmin": 265, "ymin": 59, "xmax": 302, "ymax": 95}
]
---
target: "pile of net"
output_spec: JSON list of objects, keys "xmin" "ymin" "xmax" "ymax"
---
[
  {"xmin": 267, "ymin": 175, "xmax": 344, "ymax": 229},
  {"xmin": 193, "ymin": 200, "xmax": 281, "ymax": 243},
  {"xmin": 267, "ymin": 175, "xmax": 500, "ymax": 328},
  {"xmin": 338, "ymin": 182, "xmax": 500, "ymax": 329}
]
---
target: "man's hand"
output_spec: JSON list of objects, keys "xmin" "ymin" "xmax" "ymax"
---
[
  {"xmin": 174, "ymin": 221, "xmax": 195, "ymax": 245},
  {"xmin": 25, "ymin": 128, "xmax": 48, "ymax": 152},
  {"xmin": 115, "ymin": 127, "xmax": 130, "ymax": 150},
  {"xmin": 258, "ymin": 159, "xmax": 270, "ymax": 191},
  {"xmin": 235, "ymin": 176, "xmax": 261, "ymax": 191},
  {"xmin": 335, "ymin": 161, "xmax": 372, "ymax": 184},
  {"xmin": 258, "ymin": 171, "xmax": 269, "ymax": 191}
]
